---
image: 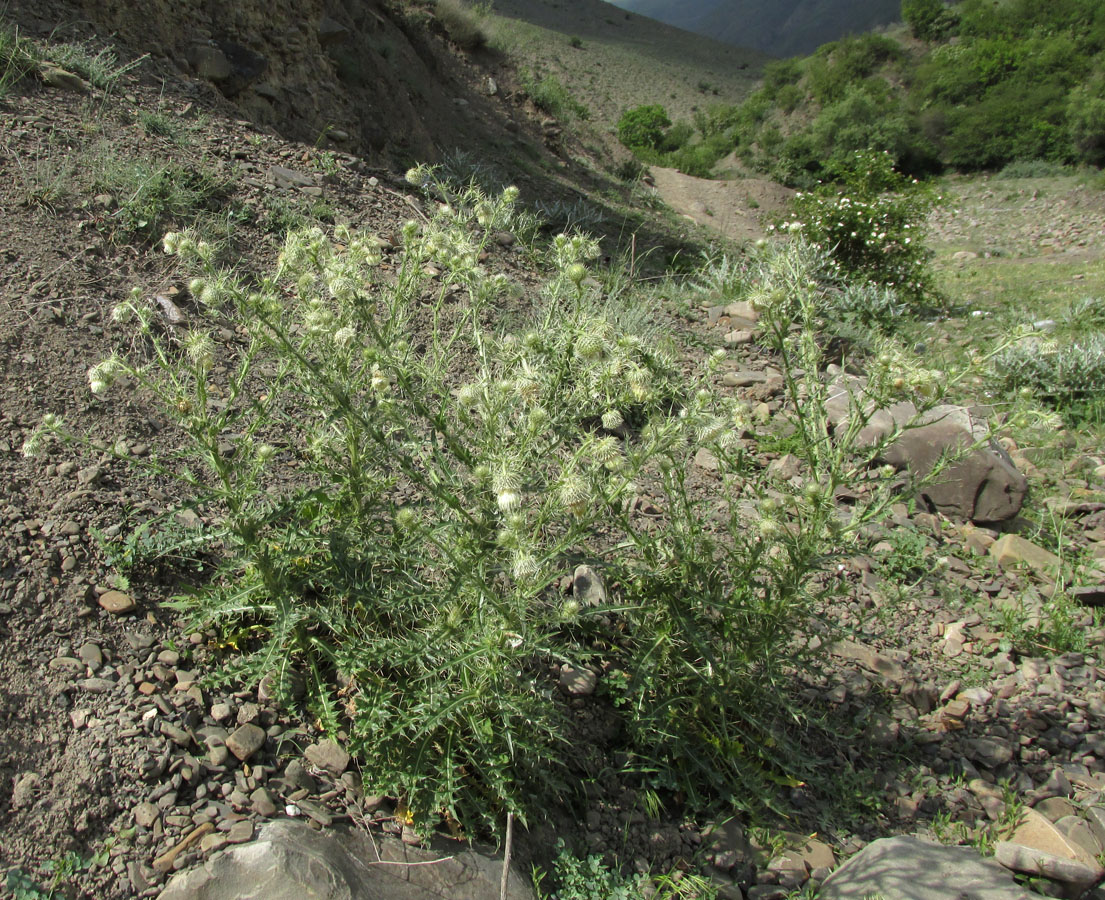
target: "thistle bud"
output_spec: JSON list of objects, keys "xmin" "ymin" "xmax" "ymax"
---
[{"xmin": 566, "ymin": 263, "xmax": 587, "ymax": 286}]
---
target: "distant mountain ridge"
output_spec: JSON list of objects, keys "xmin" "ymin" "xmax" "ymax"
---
[{"xmin": 609, "ymin": 0, "xmax": 903, "ymax": 56}]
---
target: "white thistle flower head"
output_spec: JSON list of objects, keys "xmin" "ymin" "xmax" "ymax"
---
[
  {"xmin": 188, "ymin": 277, "xmax": 207, "ymax": 299},
  {"xmin": 256, "ymin": 443, "xmax": 276, "ymax": 463},
  {"xmin": 558, "ymin": 472, "xmax": 588, "ymax": 511},
  {"xmin": 527, "ymin": 406, "xmax": 549, "ymax": 431},
  {"xmin": 185, "ymin": 331, "xmax": 215, "ymax": 371},
  {"xmin": 370, "ymin": 364, "xmax": 388, "ymax": 393},
  {"xmin": 21, "ymin": 431, "xmax": 45, "ymax": 457},
  {"xmin": 334, "ymin": 326, "xmax": 356, "ymax": 349},
  {"xmin": 402, "ymin": 220, "xmax": 420, "ymax": 242},
  {"xmin": 758, "ymin": 517, "xmax": 781, "ymax": 538},
  {"xmin": 405, "ymin": 165, "xmax": 429, "ymax": 187},
  {"xmin": 395, "ymin": 506, "xmax": 417, "ymax": 531},
  {"xmin": 601, "ymin": 409, "xmax": 623, "ymax": 431},
  {"xmin": 457, "ymin": 383, "xmax": 481, "ymax": 408},
  {"xmin": 492, "ymin": 468, "xmax": 521, "ymax": 495},
  {"xmin": 88, "ymin": 357, "xmax": 122, "ymax": 395},
  {"xmin": 199, "ymin": 281, "xmax": 223, "ymax": 309},
  {"xmin": 162, "ymin": 231, "xmax": 182, "ymax": 254},
  {"xmin": 111, "ymin": 303, "xmax": 133, "ymax": 324},
  {"xmin": 574, "ymin": 333, "xmax": 603, "ymax": 361},
  {"xmin": 502, "ymin": 185, "xmax": 520, "ymax": 204},
  {"xmin": 511, "ymin": 552, "xmax": 539, "ymax": 580},
  {"xmin": 497, "ymin": 489, "xmax": 522, "ymax": 514},
  {"xmin": 591, "ymin": 435, "xmax": 620, "ymax": 464},
  {"xmin": 473, "ymin": 464, "xmax": 491, "ymax": 483}
]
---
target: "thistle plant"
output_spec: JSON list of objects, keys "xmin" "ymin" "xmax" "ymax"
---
[{"xmin": 28, "ymin": 175, "xmax": 984, "ymax": 837}]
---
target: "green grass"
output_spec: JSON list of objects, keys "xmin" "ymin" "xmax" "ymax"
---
[
  {"xmin": 0, "ymin": 20, "xmax": 38, "ymax": 97},
  {"xmin": 89, "ymin": 150, "xmax": 229, "ymax": 242}
]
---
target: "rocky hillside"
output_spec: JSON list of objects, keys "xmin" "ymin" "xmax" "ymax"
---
[
  {"xmin": 10, "ymin": 0, "xmax": 539, "ymax": 165},
  {"xmin": 4, "ymin": 2, "xmax": 1105, "ymax": 900},
  {"xmin": 608, "ymin": 0, "xmax": 902, "ymax": 56}
]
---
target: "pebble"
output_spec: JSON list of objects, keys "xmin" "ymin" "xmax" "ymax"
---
[
  {"xmin": 98, "ymin": 590, "xmax": 136, "ymax": 614},
  {"xmin": 226, "ymin": 724, "xmax": 266, "ymax": 761}
]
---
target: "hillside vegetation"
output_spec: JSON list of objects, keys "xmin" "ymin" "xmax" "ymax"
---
[
  {"xmin": 618, "ymin": 0, "xmax": 1105, "ymax": 184},
  {"xmin": 610, "ymin": 0, "xmax": 901, "ymax": 58}
]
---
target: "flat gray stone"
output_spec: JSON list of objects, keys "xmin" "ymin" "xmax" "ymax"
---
[
  {"xmin": 304, "ymin": 738, "xmax": 350, "ymax": 776},
  {"xmin": 157, "ymin": 819, "xmax": 536, "ymax": 900},
  {"xmin": 819, "ymin": 836, "xmax": 1032, "ymax": 900}
]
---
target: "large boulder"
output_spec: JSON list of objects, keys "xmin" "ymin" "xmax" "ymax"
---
[
  {"xmin": 157, "ymin": 819, "xmax": 537, "ymax": 900},
  {"xmin": 824, "ymin": 373, "xmax": 1026, "ymax": 523},
  {"xmin": 882, "ymin": 415, "xmax": 1028, "ymax": 523},
  {"xmin": 819, "ymin": 836, "xmax": 1033, "ymax": 900}
]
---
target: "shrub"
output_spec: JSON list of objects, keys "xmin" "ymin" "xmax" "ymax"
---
[
  {"xmin": 617, "ymin": 104, "xmax": 671, "ymax": 152},
  {"xmin": 990, "ymin": 333, "xmax": 1105, "ymax": 422},
  {"xmin": 786, "ymin": 149, "xmax": 937, "ymax": 301},
  {"xmin": 27, "ymin": 178, "xmax": 966, "ymax": 839},
  {"xmin": 902, "ymin": 0, "xmax": 957, "ymax": 41},
  {"xmin": 523, "ymin": 70, "xmax": 589, "ymax": 120},
  {"xmin": 435, "ymin": 0, "xmax": 487, "ymax": 51}
]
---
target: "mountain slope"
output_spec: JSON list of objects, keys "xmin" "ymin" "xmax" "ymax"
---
[
  {"xmin": 610, "ymin": 0, "xmax": 902, "ymax": 56},
  {"xmin": 486, "ymin": 0, "xmax": 768, "ymax": 134}
]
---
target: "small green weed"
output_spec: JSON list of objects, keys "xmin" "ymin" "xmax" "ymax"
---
[
  {"xmin": 90, "ymin": 152, "xmax": 228, "ymax": 242},
  {"xmin": 535, "ymin": 842, "xmax": 718, "ymax": 900},
  {"xmin": 522, "ymin": 69, "xmax": 589, "ymax": 120},
  {"xmin": 0, "ymin": 20, "xmax": 38, "ymax": 97},
  {"xmin": 41, "ymin": 39, "xmax": 144, "ymax": 91},
  {"xmin": 138, "ymin": 107, "xmax": 183, "ymax": 143},
  {"xmin": 435, "ymin": 0, "xmax": 487, "ymax": 50}
]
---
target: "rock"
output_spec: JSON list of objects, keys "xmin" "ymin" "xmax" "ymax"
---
[
  {"xmin": 226, "ymin": 724, "xmax": 266, "ymax": 761},
  {"xmin": 694, "ymin": 447, "xmax": 720, "ymax": 471},
  {"xmin": 829, "ymin": 639, "xmax": 906, "ymax": 685},
  {"xmin": 39, "ymin": 65, "xmax": 89, "ymax": 92},
  {"xmin": 11, "ymin": 772, "xmax": 39, "ymax": 809},
  {"xmin": 572, "ymin": 565, "xmax": 607, "ymax": 607},
  {"xmin": 226, "ymin": 821, "xmax": 254, "ymax": 844},
  {"xmin": 883, "ymin": 418, "xmax": 1027, "ymax": 523},
  {"xmin": 722, "ymin": 371, "xmax": 766, "ymax": 388},
  {"xmin": 305, "ymin": 739, "xmax": 350, "ymax": 776},
  {"xmin": 724, "ymin": 301, "xmax": 759, "ymax": 328},
  {"xmin": 819, "ymin": 836, "xmax": 1031, "ymax": 900},
  {"xmin": 1070, "ymin": 585, "xmax": 1105, "ymax": 607},
  {"xmin": 995, "ymin": 807, "xmax": 1104, "ymax": 890},
  {"xmin": 990, "ymin": 535, "xmax": 1062, "ymax": 576},
  {"xmin": 98, "ymin": 590, "xmax": 136, "ymax": 614},
  {"xmin": 964, "ymin": 737, "xmax": 1014, "ymax": 769},
  {"xmin": 187, "ymin": 42, "xmax": 232, "ymax": 81},
  {"xmin": 134, "ymin": 801, "xmax": 160, "ymax": 828},
  {"xmin": 77, "ymin": 642, "xmax": 103, "ymax": 668},
  {"xmin": 250, "ymin": 787, "xmax": 277, "ymax": 817},
  {"xmin": 559, "ymin": 665, "xmax": 597, "ymax": 696},
  {"xmin": 317, "ymin": 16, "xmax": 350, "ymax": 44},
  {"xmin": 994, "ymin": 842, "xmax": 1103, "ymax": 890},
  {"xmin": 724, "ymin": 329, "xmax": 753, "ymax": 346},
  {"xmin": 485, "ymin": 76, "xmax": 498, "ymax": 95},
  {"xmin": 269, "ymin": 166, "xmax": 316, "ymax": 191},
  {"xmin": 156, "ymin": 819, "xmax": 538, "ymax": 900},
  {"xmin": 1034, "ymin": 797, "xmax": 1077, "ymax": 822},
  {"xmin": 1055, "ymin": 816, "xmax": 1103, "ymax": 858}
]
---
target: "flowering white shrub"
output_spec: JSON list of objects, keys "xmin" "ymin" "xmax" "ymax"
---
[{"xmin": 784, "ymin": 149, "xmax": 937, "ymax": 303}]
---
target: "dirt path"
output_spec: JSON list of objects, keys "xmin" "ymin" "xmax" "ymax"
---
[{"xmin": 647, "ymin": 165, "xmax": 793, "ymax": 244}]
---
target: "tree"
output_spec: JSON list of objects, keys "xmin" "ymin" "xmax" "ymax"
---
[
  {"xmin": 902, "ymin": 0, "xmax": 955, "ymax": 41},
  {"xmin": 617, "ymin": 105, "xmax": 671, "ymax": 152}
]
